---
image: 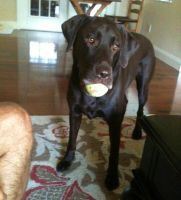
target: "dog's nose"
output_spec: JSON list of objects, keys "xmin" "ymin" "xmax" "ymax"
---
[
  {"xmin": 96, "ymin": 66, "xmax": 111, "ymax": 79},
  {"xmin": 98, "ymin": 71, "xmax": 109, "ymax": 79}
]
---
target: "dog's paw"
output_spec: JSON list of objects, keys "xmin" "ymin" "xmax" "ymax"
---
[
  {"xmin": 56, "ymin": 160, "xmax": 72, "ymax": 172},
  {"xmin": 56, "ymin": 150, "xmax": 75, "ymax": 172},
  {"xmin": 132, "ymin": 128, "xmax": 142, "ymax": 140},
  {"xmin": 105, "ymin": 174, "xmax": 119, "ymax": 191}
]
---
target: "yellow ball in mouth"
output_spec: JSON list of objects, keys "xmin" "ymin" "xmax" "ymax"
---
[{"xmin": 85, "ymin": 83, "xmax": 108, "ymax": 97}]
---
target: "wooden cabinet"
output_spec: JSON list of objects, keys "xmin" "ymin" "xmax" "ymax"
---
[{"xmin": 124, "ymin": 115, "xmax": 181, "ymax": 200}]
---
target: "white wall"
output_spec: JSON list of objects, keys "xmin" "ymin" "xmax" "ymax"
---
[
  {"xmin": 141, "ymin": 0, "xmax": 181, "ymax": 71},
  {"xmin": 0, "ymin": 0, "xmax": 17, "ymax": 29}
]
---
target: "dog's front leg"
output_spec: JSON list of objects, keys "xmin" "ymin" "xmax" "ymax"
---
[
  {"xmin": 105, "ymin": 115, "xmax": 122, "ymax": 190},
  {"xmin": 105, "ymin": 99, "xmax": 127, "ymax": 190},
  {"xmin": 57, "ymin": 111, "xmax": 82, "ymax": 171}
]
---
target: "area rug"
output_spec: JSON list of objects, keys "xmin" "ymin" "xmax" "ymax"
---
[{"xmin": 24, "ymin": 116, "xmax": 146, "ymax": 200}]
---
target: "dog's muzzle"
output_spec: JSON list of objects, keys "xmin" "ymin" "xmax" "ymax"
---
[
  {"xmin": 81, "ymin": 66, "xmax": 113, "ymax": 97},
  {"xmin": 83, "ymin": 65, "xmax": 113, "ymax": 88}
]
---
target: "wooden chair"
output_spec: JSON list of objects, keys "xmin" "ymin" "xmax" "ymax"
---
[{"xmin": 105, "ymin": 0, "xmax": 144, "ymax": 32}]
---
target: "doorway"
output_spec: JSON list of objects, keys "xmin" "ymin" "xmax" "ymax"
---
[{"xmin": 17, "ymin": 0, "xmax": 68, "ymax": 32}]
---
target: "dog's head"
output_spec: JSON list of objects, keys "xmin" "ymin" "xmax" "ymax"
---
[{"xmin": 62, "ymin": 15, "xmax": 139, "ymax": 91}]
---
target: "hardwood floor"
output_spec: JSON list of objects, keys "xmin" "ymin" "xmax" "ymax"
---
[{"xmin": 0, "ymin": 30, "xmax": 180, "ymax": 116}]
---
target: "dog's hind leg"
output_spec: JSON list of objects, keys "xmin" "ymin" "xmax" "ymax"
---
[
  {"xmin": 57, "ymin": 111, "xmax": 82, "ymax": 171},
  {"xmin": 132, "ymin": 56, "xmax": 155, "ymax": 139},
  {"xmin": 132, "ymin": 73, "xmax": 148, "ymax": 139}
]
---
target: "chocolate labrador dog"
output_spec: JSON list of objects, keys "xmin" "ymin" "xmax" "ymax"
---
[{"xmin": 57, "ymin": 15, "xmax": 155, "ymax": 190}]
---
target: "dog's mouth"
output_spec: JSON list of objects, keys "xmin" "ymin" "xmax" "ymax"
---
[
  {"xmin": 82, "ymin": 77, "xmax": 113, "ymax": 90},
  {"xmin": 81, "ymin": 77, "xmax": 113, "ymax": 97}
]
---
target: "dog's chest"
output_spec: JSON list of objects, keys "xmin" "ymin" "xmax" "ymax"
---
[{"xmin": 81, "ymin": 96, "xmax": 105, "ymax": 119}]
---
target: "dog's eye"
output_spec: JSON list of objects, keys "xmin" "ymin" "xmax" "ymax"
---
[
  {"xmin": 88, "ymin": 37, "xmax": 95, "ymax": 44},
  {"xmin": 112, "ymin": 43, "xmax": 120, "ymax": 51},
  {"xmin": 85, "ymin": 36, "xmax": 98, "ymax": 47}
]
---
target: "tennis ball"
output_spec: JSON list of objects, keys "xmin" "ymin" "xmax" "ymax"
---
[{"xmin": 85, "ymin": 83, "xmax": 108, "ymax": 97}]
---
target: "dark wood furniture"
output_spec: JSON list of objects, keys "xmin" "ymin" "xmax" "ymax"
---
[
  {"xmin": 124, "ymin": 115, "xmax": 181, "ymax": 200},
  {"xmin": 70, "ymin": 0, "xmax": 120, "ymax": 16}
]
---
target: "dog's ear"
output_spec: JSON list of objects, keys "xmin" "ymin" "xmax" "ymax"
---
[
  {"xmin": 62, "ymin": 14, "xmax": 90, "ymax": 51},
  {"xmin": 118, "ymin": 25, "xmax": 140, "ymax": 68}
]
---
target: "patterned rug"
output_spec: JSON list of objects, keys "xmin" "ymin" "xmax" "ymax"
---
[{"xmin": 23, "ymin": 116, "xmax": 146, "ymax": 200}]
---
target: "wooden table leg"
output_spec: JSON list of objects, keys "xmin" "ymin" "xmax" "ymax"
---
[
  {"xmin": 86, "ymin": 4, "xmax": 96, "ymax": 15},
  {"xmin": 70, "ymin": 0, "xmax": 111, "ymax": 16},
  {"xmin": 70, "ymin": 0, "xmax": 84, "ymax": 15},
  {"xmin": 95, "ymin": 3, "xmax": 110, "ymax": 16}
]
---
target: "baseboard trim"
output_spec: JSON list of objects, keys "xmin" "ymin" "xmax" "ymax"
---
[
  {"xmin": 154, "ymin": 45, "xmax": 181, "ymax": 72},
  {"xmin": 0, "ymin": 21, "xmax": 17, "ymax": 29}
]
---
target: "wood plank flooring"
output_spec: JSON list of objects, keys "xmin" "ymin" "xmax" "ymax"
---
[{"xmin": 0, "ymin": 30, "xmax": 180, "ymax": 116}]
